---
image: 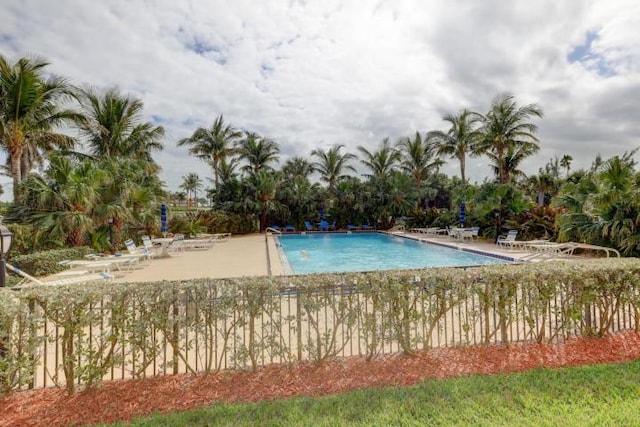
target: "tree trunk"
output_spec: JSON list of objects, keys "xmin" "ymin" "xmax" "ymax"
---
[
  {"xmin": 460, "ymin": 154, "xmax": 466, "ymax": 184},
  {"xmin": 10, "ymin": 145, "xmax": 23, "ymax": 202}
]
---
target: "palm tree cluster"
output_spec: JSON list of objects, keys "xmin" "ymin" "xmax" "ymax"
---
[
  {"xmin": 5, "ymin": 55, "xmax": 639, "ymax": 256},
  {"xmin": 174, "ymin": 91, "xmax": 547, "ymax": 232},
  {"xmin": 0, "ymin": 55, "xmax": 166, "ymax": 250}
]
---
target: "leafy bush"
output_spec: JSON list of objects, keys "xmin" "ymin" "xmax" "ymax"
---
[{"xmin": 2, "ymin": 259, "xmax": 640, "ymax": 395}]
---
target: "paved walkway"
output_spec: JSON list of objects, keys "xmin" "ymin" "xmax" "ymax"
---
[{"xmin": 113, "ymin": 234, "xmax": 275, "ymax": 283}]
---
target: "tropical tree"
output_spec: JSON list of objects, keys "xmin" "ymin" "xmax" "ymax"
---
[
  {"xmin": 281, "ymin": 156, "xmax": 314, "ymax": 181},
  {"xmin": 560, "ymin": 154, "xmax": 573, "ymax": 177},
  {"xmin": 487, "ymin": 144, "xmax": 534, "ymax": 183},
  {"xmin": 177, "ymin": 115, "xmax": 241, "ymax": 188},
  {"xmin": 475, "ymin": 93, "xmax": 543, "ymax": 184},
  {"xmin": 180, "ymin": 173, "xmax": 203, "ymax": 208},
  {"xmin": 248, "ymin": 171, "xmax": 285, "ymax": 231},
  {"xmin": 397, "ymin": 132, "xmax": 444, "ymax": 188},
  {"xmin": 357, "ymin": 137, "xmax": 401, "ymax": 180},
  {"xmin": 237, "ymin": 132, "xmax": 280, "ymax": 176},
  {"xmin": 77, "ymin": 87, "xmax": 164, "ymax": 161},
  {"xmin": 429, "ymin": 109, "xmax": 482, "ymax": 184},
  {"xmin": 0, "ymin": 55, "xmax": 80, "ymax": 200},
  {"xmin": 7, "ymin": 155, "xmax": 104, "ymax": 247},
  {"xmin": 311, "ymin": 144, "xmax": 356, "ymax": 191}
]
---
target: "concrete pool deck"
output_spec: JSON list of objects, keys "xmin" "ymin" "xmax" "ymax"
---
[{"xmin": 108, "ymin": 231, "xmax": 561, "ymax": 283}]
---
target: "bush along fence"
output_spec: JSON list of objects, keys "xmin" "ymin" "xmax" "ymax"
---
[{"xmin": 1, "ymin": 259, "xmax": 640, "ymax": 395}]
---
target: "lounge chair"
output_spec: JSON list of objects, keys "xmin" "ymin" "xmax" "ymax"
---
[
  {"xmin": 181, "ymin": 235, "xmax": 218, "ymax": 250},
  {"xmin": 347, "ymin": 224, "xmax": 359, "ymax": 231},
  {"xmin": 269, "ymin": 225, "xmax": 280, "ymax": 231},
  {"xmin": 304, "ymin": 220, "xmax": 315, "ymax": 231},
  {"xmin": 8, "ymin": 263, "xmax": 114, "ymax": 288},
  {"xmin": 496, "ymin": 230, "xmax": 518, "ymax": 248},
  {"xmin": 360, "ymin": 224, "xmax": 374, "ymax": 230},
  {"xmin": 328, "ymin": 220, "xmax": 336, "ymax": 230},
  {"xmin": 319, "ymin": 220, "xmax": 328, "ymax": 231},
  {"xmin": 284, "ymin": 224, "xmax": 295, "ymax": 232},
  {"xmin": 125, "ymin": 239, "xmax": 153, "ymax": 259}
]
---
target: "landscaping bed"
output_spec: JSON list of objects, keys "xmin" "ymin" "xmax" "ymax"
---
[{"xmin": 2, "ymin": 331, "xmax": 640, "ymax": 426}]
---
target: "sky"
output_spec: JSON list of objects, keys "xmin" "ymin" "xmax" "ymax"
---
[{"xmin": 1, "ymin": 0, "xmax": 640, "ymax": 199}]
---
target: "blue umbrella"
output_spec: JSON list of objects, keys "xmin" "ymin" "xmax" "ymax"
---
[
  {"xmin": 160, "ymin": 204, "xmax": 168, "ymax": 237},
  {"xmin": 459, "ymin": 202, "xmax": 466, "ymax": 227}
]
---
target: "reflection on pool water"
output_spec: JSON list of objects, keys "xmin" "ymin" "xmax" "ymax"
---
[{"xmin": 276, "ymin": 233, "xmax": 509, "ymax": 274}]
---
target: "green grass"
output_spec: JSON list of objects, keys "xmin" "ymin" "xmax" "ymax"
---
[{"xmin": 107, "ymin": 361, "xmax": 640, "ymax": 427}]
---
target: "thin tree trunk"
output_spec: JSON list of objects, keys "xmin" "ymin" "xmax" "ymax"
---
[
  {"xmin": 460, "ymin": 154, "xmax": 466, "ymax": 184},
  {"xmin": 10, "ymin": 145, "xmax": 23, "ymax": 201}
]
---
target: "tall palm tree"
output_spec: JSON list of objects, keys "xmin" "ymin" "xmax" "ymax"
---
[
  {"xmin": 560, "ymin": 154, "xmax": 573, "ymax": 178},
  {"xmin": 428, "ymin": 109, "xmax": 482, "ymax": 184},
  {"xmin": 311, "ymin": 144, "xmax": 356, "ymax": 191},
  {"xmin": 0, "ymin": 55, "xmax": 81, "ymax": 200},
  {"xmin": 77, "ymin": 87, "xmax": 164, "ymax": 161},
  {"xmin": 476, "ymin": 93, "xmax": 543, "ymax": 184},
  {"xmin": 177, "ymin": 115, "xmax": 241, "ymax": 188},
  {"xmin": 397, "ymin": 132, "xmax": 444, "ymax": 188},
  {"xmin": 249, "ymin": 170, "xmax": 284, "ymax": 231},
  {"xmin": 357, "ymin": 137, "xmax": 401, "ymax": 180},
  {"xmin": 237, "ymin": 132, "xmax": 280, "ymax": 176},
  {"xmin": 281, "ymin": 156, "xmax": 314, "ymax": 181},
  {"xmin": 180, "ymin": 173, "xmax": 203, "ymax": 208},
  {"xmin": 487, "ymin": 144, "xmax": 534, "ymax": 183}
]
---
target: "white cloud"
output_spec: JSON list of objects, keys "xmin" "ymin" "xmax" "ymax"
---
[{"xmin": 1, "ymin": 0, "xmax": 639, "ymax": 197}]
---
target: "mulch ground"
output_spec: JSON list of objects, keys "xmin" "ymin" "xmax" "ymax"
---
[{"xmin": 2, "ymin": 331, "xmax": 640, "ymax": 427}]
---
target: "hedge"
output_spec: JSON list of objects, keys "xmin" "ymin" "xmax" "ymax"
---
[{"xmin": 1, "ymin": 259, "xmax": 640, "ymax": 395}]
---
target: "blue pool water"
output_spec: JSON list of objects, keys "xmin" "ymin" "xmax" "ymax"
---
[{"xmin": 276, "ymin": 233, "xmax": 508, "ymax": 274}]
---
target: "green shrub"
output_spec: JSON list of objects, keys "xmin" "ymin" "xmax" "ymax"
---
[{"xmin": 3, "ymin": 259, "xmax": 640, "ymax": 396}]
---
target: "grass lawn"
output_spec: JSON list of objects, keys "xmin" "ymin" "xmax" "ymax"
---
[{"xmin": 106, "ymin": 360, "xmax": 640, "ymax": 426}]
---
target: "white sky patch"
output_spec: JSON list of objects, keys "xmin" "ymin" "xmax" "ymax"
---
[{"xmin": 1, "ymin": 0, "xmax": 639, "ymax": 197}]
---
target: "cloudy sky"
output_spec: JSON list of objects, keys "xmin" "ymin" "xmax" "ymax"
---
[{"xmin": 2, "ymin": 0, "xmax": 639, "ymax": 198}]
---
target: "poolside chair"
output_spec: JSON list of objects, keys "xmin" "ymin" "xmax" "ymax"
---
[
  {"xmin": 328, "ymin": 220, "xmax": 336, "ymax": 230},
  {"xmin": 141, "ymin": 235, "xmax": 160, "ymax": 258},
  {"xmin": 347, "ymin": 224, "xmax": 359, "ymax": 231},
  {"xmin": 284, "ymin": 224, "xmax": 295, "ymax": 232},
  {"xmin": 496, "ymin": 230, "xmax": 518, "ymax": 248},
  {"xmin": 8, "ymin": 263, "xmax": 114, "ymax": 288},
  {"xmin": 304, "ymin": 220, "xmax": 315, "ymax": 231},
  {"xmin": 319, "ymin": 220, "xmax": 328, "ymax": 231},
  {"xmin": 125, "ymin": 239, "xmax": 153, "ymax": 260},
  {"xmin": 360, "ymin": 224, "xmax": 374, "ymax": 230},
  {"xmin": 269, "ymin": 225, "xmax": 280, "ymax": 231},
  {"xmin": 181, "ymin": 235, "xmax": 218, "ymax": 251}
]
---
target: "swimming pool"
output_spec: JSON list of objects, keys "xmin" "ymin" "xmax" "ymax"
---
[{"xmin": 276, "ymin": 233, "xmax": 509, "ymax": 274}]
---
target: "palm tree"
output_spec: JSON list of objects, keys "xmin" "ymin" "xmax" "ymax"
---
[
  {"xmin": 249, "ymin": 171, "xmax": 284, "ymax": 231},
  {"xmin": 476, "ymin": 93, "xmax": 543, "ymax": 184},
  {"xmin": 357, "ymin": 138, "xmax": 401, "ymax": 180},
  {"xmin": 8, "ymin": 155, "xmax": 103, "ymax": 247},
  {"xmin": 237, "ymin": 132, "xmax": 280, "ymax": 176},
  {"xmin": 428, "ymin": 109, "xmax": 482, "ymax": 184},
  {"xmin": 560, "ymin": 154, "xmax": 573, "ymax": 178},
  {"xmin": 311, "ymin": 144, "xmax": 356, "ymax": 191},
  {"xmin": 77, "ymin": 87, "xmax": 164, "ymax": 161},
  {"xmin": 0, "ymin": 55, "xmax": 81, "ymax": 200},
  {"xmin": 180, "ymin": 173, "xmax": 203, "ymax": 208},
  {"xmin": 397, "ymin": 132, "xmax": 444, "ymax": 188},
  {"xmin": 177, "ymin": 115, "xmax": 241, "ymax": 188},
  {"xmin": 487, "ymin": 144, "xmax": 534, "ymax": 183},
  {"xmin": 281, "ymin": 156, "xmax": 314, "ymax": 181}
]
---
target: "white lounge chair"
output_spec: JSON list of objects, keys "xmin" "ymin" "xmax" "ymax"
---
[
  {"xmin": 7, "ymin": 263, "xmax": 114, "ymax": 288},
  {"xmin": 496, "ymin": 230, "xmax": 518, "ymax": 248},
  {"xmin": 125, "ymin": 239, "xmax": 152, "ymax": 260}
]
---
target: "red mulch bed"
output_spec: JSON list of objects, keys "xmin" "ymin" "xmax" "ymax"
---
[{"xmin": 2, "ymin": 331, "xmax": 640, "ymax": 427}]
